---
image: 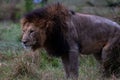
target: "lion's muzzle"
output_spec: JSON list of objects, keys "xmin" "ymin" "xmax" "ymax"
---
[
  {"xmin": 21, "ymin": 39, "xmax": 31, "ymax": 49},
  {"xmin": 21, "ymin": 36, "xmax": 38, "ymax": 50}
]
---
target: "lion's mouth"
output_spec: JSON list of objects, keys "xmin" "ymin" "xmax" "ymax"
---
[
  {"xmin": 22, "ymin": 41, "xmax": 36, "ymax": 49},
  {"xmin": 21, "ymin": 43, "xmax": 31, "ymax": 49}
]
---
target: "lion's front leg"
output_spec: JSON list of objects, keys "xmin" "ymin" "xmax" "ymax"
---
[
  {"xmin": 61, "ymin": 47, "xmax": 79, "ymax": 80},
  {"xmin": 61, "ymin": 55, "xmax": 70, "ymax": 79}
]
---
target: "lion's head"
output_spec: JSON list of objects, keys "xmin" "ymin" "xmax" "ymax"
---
[
  {"xmin": 21, "ymin": 18, "xmax": 48, "ymax": 50},
  {"xmin": 20, "ymin": 3, "xmax": 73, "ymax": 51}
]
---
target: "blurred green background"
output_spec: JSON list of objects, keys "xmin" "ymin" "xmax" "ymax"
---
[
  {"xmin": 0, "ymin": 0, "xmax": 120, "ymax": 22},
  {"xmin": 0, "ymin": 0, "xmax": 120, "ymax": 80}
]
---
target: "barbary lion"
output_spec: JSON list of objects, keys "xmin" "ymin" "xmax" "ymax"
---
[{"xmin": 20, "ymin": 3, "xmax": 120, "ymax": 79}]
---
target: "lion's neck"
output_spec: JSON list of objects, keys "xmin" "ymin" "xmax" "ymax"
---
[{"xmin": 44, "ymin": 27, "xmax": 70, "ymax": 57}]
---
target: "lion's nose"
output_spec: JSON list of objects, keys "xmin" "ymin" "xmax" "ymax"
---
[{"xmin": 22, "ymin": 40, "xmax": 28, "ymax": 44}]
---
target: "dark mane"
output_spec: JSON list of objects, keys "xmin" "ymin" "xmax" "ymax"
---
[
  {"xmin": 23, "ymin": 8, "xmax": 47, "ymax": 22},
  {"xmin": 44, "ymin": 23, "xmax": 70, "ymax": 57},
  {"xmin": 21, "ymin": 3, "xmax": 72, "ymax": 27}
]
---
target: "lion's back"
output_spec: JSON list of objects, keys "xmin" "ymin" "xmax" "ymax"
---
[{"xmin": 71, "ymin": 13, "xmax": 120, "ymax": 54}]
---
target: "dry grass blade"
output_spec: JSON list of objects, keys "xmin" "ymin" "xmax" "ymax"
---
[{"xmin": 8, "ymin": 56, "xmax": 40, "ymax": 80}]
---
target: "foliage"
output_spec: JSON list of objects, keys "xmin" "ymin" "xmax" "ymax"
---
[
  {"xmin": 0, "ymin": 23, "xmax": 21, "ymax": 42},
  {"xmin": 0, "ymin": 22, "xmax": 22, "ymax": 52},
  {"xmin": 24, "ymin": 0, "xmax": 34, "ymax": 12}
]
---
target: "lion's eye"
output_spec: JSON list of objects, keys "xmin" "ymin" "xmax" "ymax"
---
[{"xmin": 29, "ymin": 30, "xmax": 34, "ymax": 33}]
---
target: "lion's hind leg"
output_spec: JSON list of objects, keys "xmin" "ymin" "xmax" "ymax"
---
[
  {"xmin": 111, "ymin": 42, "xmax": 120, "ymax": 77},
  {"xmin": 102, "ymin": 38, "xmax": 120, "ymax": 77}
]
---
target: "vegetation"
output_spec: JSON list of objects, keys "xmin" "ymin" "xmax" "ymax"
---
[{"xmin": 25, "ymin": 0, "xmax": 33, "ymax": 12}]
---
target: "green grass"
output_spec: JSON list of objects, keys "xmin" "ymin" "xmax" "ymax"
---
[{"xmin": 0, "ymin": 22, "xmax": 119, "ymax": 80}]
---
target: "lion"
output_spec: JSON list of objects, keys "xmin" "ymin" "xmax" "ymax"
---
[{"xmin": 20, "ymin": 3, "xmax": 120, "ymax": 79}]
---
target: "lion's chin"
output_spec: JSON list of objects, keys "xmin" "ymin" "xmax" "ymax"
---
[{"xmin": 22, "ymin": 42, "xmax": 40, "ymax": 51}]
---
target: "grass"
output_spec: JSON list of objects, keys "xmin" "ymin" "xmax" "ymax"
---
[{"xmin": 0, "ymin": 22, "xmax": 119, "ymax": 80}]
